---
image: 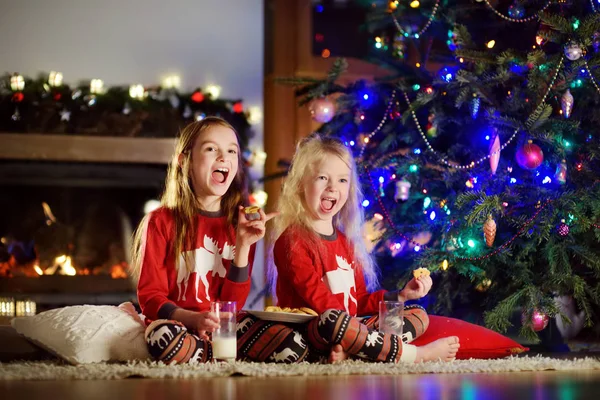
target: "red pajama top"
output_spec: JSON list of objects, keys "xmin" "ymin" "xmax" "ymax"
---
[
  {"xmin": 274, "ymin": 227, "xmax": 397, "ymax": 317},
  {"xmin": 137, "ymin": 207, "xmax": 254, "ymax": 322}
]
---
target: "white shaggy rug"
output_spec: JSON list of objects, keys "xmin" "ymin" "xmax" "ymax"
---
[{"xmin": 1, "ymin": 356, "xmax": 600, "ymax": 380}]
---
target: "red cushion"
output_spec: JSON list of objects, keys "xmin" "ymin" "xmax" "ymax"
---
[{"xmin": 411, "ymin": 315, "xmax": 529, "ymax": 359}]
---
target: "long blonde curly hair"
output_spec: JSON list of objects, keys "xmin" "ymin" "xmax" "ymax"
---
[
  {"xmin": 268, "ymin": 134, "xmax": 379, "ymax": 291},
  {"xmin": 129, "ymin": 117, "xmax": 247, "ymax": 281}
]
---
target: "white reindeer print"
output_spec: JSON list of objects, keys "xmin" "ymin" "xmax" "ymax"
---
[
  {"xmin": 401, "ymin": 331, "xmax": 414, "ymax": 344},
  {"xmin": 236, "ymin": 318, "xmax": 254, "ymax": 334},
  {"xmin": 292, "ymin": 331, "xmax": 307, "ymax": 349},
  {"xmin": 188, "ymin": 347, "xmax": 205, "ymax": 364},
  {"xmin": 148, "ymin": 325, "xmax": 174, "ymax": 350},
  {"xmin": 365, "ymin": 331, "xmax": 384, "ymax": 347},
  {"xmin": 270, "ymin": 347, "xmax": 300, "ymax": 363},
  {"xmin": 319, "ymin": 309, "xmax": 339, "ymax": 327},
  {"xmin": 323, "ymin": 255, "xmax": 357, "ymax": 313},
  {"xmin": 175, "ymin": 235, "xmax": 236, "ymax": 303}
]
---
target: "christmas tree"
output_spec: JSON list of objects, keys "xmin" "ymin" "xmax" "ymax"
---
[{"xmin": 286, "ymin": 0, "xmax": 600, "ymax": 341}]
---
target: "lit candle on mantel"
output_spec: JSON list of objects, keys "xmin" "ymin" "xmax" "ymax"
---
[
  {"xmin": 0, "ymin": 298, "xmax": 15, "ymax": 317},
  {"xmin": 15, "ymin": 300, "xmax": 36, "ymax": 316}
]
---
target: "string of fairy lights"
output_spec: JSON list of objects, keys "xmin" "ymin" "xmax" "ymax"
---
[
  {"xmin": 390, "ymin": 0, "xmax": 440, "ymax": 39},
  {"xmin": 482, "ymin": 0, "xmax": 553, "ymax": 23}
]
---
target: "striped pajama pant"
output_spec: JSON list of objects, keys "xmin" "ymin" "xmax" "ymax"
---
[{"xmin": 145, "ymin": 305, "xmax": 428, "ymax": 364}]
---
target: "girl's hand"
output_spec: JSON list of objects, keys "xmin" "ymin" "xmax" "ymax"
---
[
  {"xmin": 191, "ymin": 311, "xmax": 220, "ymax": 341},
  {"xmin": 236, "ymin": 206, "xmax": 279, "ymax": 247},
  {"xmin": 399, "ymin": 275, "xmax": 433, "ymax": 302}
]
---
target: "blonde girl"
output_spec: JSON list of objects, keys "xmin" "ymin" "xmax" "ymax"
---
[{"xmin": 270, "ymin": 134, "xmax": 460, "ymax": 364}]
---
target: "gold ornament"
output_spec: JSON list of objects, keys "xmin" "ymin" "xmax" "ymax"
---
[
  {"xmin": 475, "ymin": 278, "xmax": 492, "ymax": 292},
  {"xmin": 483, "ymin": 214, "xmax": 496, "ymax": 247}
]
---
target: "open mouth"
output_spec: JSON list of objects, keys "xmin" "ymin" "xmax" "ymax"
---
[
  {"xmin": 211, "ymin": 167, "xmax": 230, "ymax": 184},
  {"xmin": 320, "ymin": 197, "xmax": 337, "ymax": 212}
]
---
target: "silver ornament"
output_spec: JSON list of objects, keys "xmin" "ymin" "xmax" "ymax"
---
[
  {"xmin": 564, "ymin": 42, "xmax": 583, "ymax": 61},
  {"xmin": 561, "ymin": 89, "xmax": 574, "ymax": 118},
  {"xmin": 394, "ymin": 180, "xmax": 411, "ymax": 201}
]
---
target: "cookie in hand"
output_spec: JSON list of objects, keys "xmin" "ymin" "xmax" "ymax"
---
[{"xmin": 413, "ymin": 267, "xmax": 431, "ymax": 279}]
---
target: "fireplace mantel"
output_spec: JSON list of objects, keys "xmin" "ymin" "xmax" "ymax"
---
[{"xmin": 0, "ymin": 133, "xmax": 176, "ymax": 164}]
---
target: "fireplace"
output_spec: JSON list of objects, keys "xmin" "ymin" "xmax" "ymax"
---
[{"xmin": 0, "ymin": 134, "xmax": 173, "ymax": 318}]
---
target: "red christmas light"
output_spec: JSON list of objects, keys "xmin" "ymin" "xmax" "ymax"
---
[
  {"xmin": 191, "ymin": 91, "xmax": 205, "ymax": 103},
  {"xmin": 233, "ymin": 102, "xmax": 244, "ymax": 113}
]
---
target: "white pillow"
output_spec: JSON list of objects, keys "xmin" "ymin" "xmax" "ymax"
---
[{"xmin": 11, "ymin": 302, "xmax": 150, "ymax": 365}]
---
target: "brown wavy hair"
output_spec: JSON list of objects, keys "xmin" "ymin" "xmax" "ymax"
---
[{"xmin": 130, "ymin": 117, "xmax": 248, "ymax": 280}]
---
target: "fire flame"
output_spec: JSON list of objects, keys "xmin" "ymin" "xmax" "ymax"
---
[
  {"xmin": 42, "ymin": 202, "xmax": 57, "ymax": 226},
  {"xmin": 56, "ymin": 255, "xmax": 76, "ymax": 276},
  {"xmin": 34, "ymin": 264, "xmax": 44, "ymax": 276},
  {"xmin": 43, "ymin": 255, "xmax": 77, "ymax": 276}
]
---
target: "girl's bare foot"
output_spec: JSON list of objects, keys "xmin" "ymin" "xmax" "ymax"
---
[
  {"xmin": 328, "ymin": 344, "xmax": 349, "ymax": 363},
  {"xmin": 415, "ymin": 336, "xmax": 460, "ymax": 362}
]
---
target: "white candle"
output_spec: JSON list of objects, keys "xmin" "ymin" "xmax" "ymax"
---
[{"xmin": 212, "ymin": 337, "xmax": 237, "ymax": 361}]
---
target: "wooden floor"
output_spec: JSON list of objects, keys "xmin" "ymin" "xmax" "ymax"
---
[{"xmin": 2, "ymin": 370, "xmax": 600, "ymax": 400}]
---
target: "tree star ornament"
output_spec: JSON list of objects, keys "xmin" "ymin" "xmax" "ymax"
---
[
  {"xmin": 60, "ymin": 109, "xmax": 71, "ymax": 121},
  {"xmin": 489, "ymin": 131, "xmax": 501, "ymax": 174},
  {"xmin": 483, "ymin": 214, "xmax": 497, "ymax": 247},
  {"xmin": 561, "ymin": 89, "xmax": 574, "ymax": 118}
]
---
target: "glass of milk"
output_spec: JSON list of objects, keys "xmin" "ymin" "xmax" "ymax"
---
[
  {"xmin": 379, "ymin": 300, "xmax": 404, "ymax": 337},
  {"xmin": 210, "ymin": 301, "xmax": 237, "ymax": 362}
]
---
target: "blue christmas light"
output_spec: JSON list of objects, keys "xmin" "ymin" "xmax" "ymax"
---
[
  {"xmin": 542, "ymin": 176, "xmax": 552, "ymax": 184},
  {"xmin": 510, "ymin": 177, "xmax": 517, "ymax": 184},
  {"xmin": 378, "ymin": 176, "xmax": 384, "ymax": 183},
  {"xmin": 413, "ymin": 148, "xmax": 421, "ymax": 154},
  {"xmin": 439, "ymin": 67, "xmax": 455, "ymax": 82},
  {"xmin": 358, "ymin": 89, "xmax": 375, "ymax": 108},
  {"xmin": 350, "ymin": 140, "xmax": 355, "ymax": 146},
  {"xmin": 446, "ymin": 209, "xmax": 451, "ymax": 215},
  {"xmin": 362, "ymin": 199, "xmax": 370, "ymax": 207},
  {"xmin": 423, "ymin": 197, "xmax": 431, "ymax": 209},
  {"xmin": 316, "ymin": 4, "xmax": 324, "ymax": 12},
  {"xmin": 414, "ymin": 245, "xmax": 421, "ymax": 252},
  {"xmin": 430, "ymin": 211, "xmax": 436, "ymax": 221},
  {"xmin": 485, "ymin": 135, "xmax": 490, "ymax": 140},
  {"xmin": 509, "ymin": 63, "xmax": 528, "ymax": 75}
]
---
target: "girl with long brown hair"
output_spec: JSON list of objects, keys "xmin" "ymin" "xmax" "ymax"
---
[{"xmin": 130, "ymin": 117, "xmax": 276, "ymax": 364}]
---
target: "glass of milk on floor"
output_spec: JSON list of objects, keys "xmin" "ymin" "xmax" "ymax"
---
[{"xmin": 211, "ymin": 301, "xmax": 237, "ymax": 362}]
